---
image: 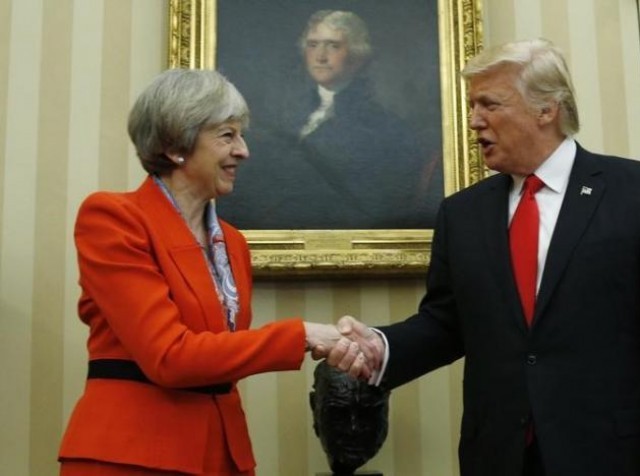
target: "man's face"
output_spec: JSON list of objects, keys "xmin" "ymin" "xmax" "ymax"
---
[
  {"xmin": 468, "ymin": 64, "xmax": 549, "ymax": 175},
  {"xmin": 304, "ymin": 23, "xmax": 361, "ymax": 90}
]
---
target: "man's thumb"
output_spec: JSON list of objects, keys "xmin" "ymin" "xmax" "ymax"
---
[{"xmin": 337, "ymin": 315, "xmax": 354, "ymax": 334}]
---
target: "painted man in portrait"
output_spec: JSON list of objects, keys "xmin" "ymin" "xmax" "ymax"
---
[{"xmin": 218, "ymin": 9, "xmax": 442, "ymax": 230}]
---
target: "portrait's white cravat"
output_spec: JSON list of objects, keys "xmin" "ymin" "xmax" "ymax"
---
[{"xmin": 300, "ymin": 87, "xmax": 335, "ymax": 138}]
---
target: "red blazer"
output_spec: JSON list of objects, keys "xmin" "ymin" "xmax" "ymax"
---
[{"xmin": 59, "ymin": 176, "xmax": 306, "ymax": 474}]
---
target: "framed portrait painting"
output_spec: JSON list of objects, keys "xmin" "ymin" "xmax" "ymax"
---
[{"xmin": 168, "ymin": 0, "xmax": 485, "ymax": 278}]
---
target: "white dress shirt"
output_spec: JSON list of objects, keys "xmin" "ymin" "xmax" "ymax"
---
[{"xmin": 508, "ymin": 138, "xmax": 576, "ymax": 292}]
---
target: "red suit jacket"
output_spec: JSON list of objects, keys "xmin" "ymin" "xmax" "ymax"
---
[{"xmin": 59, "ymin": 176, "xmax": 306, "ymax": 474}]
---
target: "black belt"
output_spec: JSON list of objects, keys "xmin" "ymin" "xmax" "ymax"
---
[{"xmin": 87, "ymin": 359, "xmax": 231, "ymax": 395}]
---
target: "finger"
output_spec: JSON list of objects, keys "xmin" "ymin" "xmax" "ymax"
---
[
  {"xmin": 337, "ymin": 315, "xmax": 355, "ymax": 335},
  {"xmin": 324, "ymin": 337, "xmax": 351, "ymax": 367},
  {"xmin": 351, "ymin": 318, "xmax": 372, "ymax": 338},
  {"xmin": 347, "ymin": 352, "xmax": 370, "ymax": 380},
  {"xmin": 336, "ymin": 341, "xmax": 361, "ymax": 373},
  {"xmin": 310, "ymin": 344, "xmax": 327, "ymax": 360},
  {"xmin": 359, "ymin": 339, "xmax": 381, "ymax": 368}
]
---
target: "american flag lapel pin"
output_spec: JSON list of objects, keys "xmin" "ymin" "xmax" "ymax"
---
[{"xmin": 580, "ymin": 186, "xmax": 592, "ymax": 196}]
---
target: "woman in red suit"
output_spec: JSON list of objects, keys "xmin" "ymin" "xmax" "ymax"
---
[{"xmin": 58, "ymin": 69, "xmax": 344, "ymax": 476}]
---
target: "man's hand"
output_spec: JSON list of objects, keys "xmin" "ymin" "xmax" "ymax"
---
[{"xmin": 326, "ymin": 315, "xmax": 385, "ymax": 381}]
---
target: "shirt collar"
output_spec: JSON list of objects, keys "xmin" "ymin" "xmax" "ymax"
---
[
  {"xmin": 317, "ymin": 85, "xmax": 337, "ymax": 107},
  {"xmin": 511, "ymin": 137, "xmax": 576, "ymax": 194}
]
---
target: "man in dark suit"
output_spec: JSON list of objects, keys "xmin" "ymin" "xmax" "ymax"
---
[{"xmin": 320, "ymin": 38, "xmax": 640, "ymax": 475}]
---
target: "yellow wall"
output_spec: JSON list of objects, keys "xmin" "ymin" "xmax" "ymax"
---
[{"xmin": 1, "ymin": 1, "xmax": 638, "ymax": 475}]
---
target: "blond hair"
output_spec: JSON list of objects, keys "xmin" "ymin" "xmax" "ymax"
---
[{"xmin": 462, "ymin": 38, "xmax": 579, "ymax": 136}]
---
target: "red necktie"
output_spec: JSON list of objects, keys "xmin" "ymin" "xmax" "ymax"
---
[{"xmin": 509, "ymin": 175, "xmax": 545, "ymax": 326}]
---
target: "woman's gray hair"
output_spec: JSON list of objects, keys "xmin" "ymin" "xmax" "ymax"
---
[
  {"xmin": 128, "ymin": 69, "xmax": 249, "ymax": 174},
  {"xmin": 299, "ymin": 10, "xmax": 373, "ymax": 65},
  {"xmin": 462, "ymin": 38, "xmax": 579, "ymax": 136}
]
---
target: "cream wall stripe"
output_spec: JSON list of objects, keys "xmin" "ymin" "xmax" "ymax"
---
[
  {"xmin": 303, "ymin": 282, "xmax": 336, "ymax": 474},
  {"xmin": 420, "ymin": 367, "xmax": 456, "ymax": 475},
  {"xmin": 0, "ymin": 0, "xmax": 43, "ymax": 474},
  {"xmin": 388, "ymin": 282, "xmax": 423, "ymax": 476},
  {"xmin": 359, "ymin": 279, "xmax": 391, "ymax": 325},
  {"xmin": 63, "ymin": 0, "xmax": 104, "ymax": 420},
  {"xmin": 0, "ymin": 0, "xmax": 12, "ymax": 260},
  {"xmin": 358, "ymin": 280, "xmax": 393, "ymax": 473},
  {"xmin": 99, "ymin": 1, "xmax": 133, "ymax": 191},
  {"xmin": 128, "ymin": 0, "xmax": 166, "ymax": 188},
  {"xmin": 247, "ymin": 370, "xmax": 279, "ymax": 476},
  {"xmin": 448, "ymin": 359, "xmax": 464, "ymax": 473},
  {"xmin": 275, "ymin": 283, "xmax": 308, "ymax": 475},
  {"xmin": 391, "ymin": 382, "xmax": 422, "ymax": 476},
  {"xmin": 245, "ymin": 282, "xmax": 279, "ymax": 475},
  {"xmin": 514, "ymin": 0, "xmax": 542, "ymax": 40},
  {"xmin": 482, "ymin": 0, "xmax": 516, "ymax": 46},
  {"xmin": 568, "ymin": 0, "xmax": 604, "ymax": 152},
  {"xmin": 594, "ymin": 1, "xmax": 629, "ymax": 158},
  {"xmin": 30, "ymin": 1, "xmax": 73, "ymax": 474},
  {"xmin": 333, "ymin": 279, "xmax": 363, "ymax": 321},
  {"xmin": 541, "ymin": 0, "xmax": 572, "ymax": 56},
  {"xmin": 620, "ymin": 0, "xmax": 640, "ymax": 158},
  {"xmin": 0, "ymin": 0, "xmax": 42, "ymax": 475}
]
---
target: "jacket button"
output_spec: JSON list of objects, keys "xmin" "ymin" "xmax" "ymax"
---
[{"xmin": 526, "ymin": 354, "xmax": 537, "ymax": 365}]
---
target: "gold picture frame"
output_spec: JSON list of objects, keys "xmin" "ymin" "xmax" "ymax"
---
[{"xmin": 168, "ymin": 0, "xmax": 485, "ymax": 278}]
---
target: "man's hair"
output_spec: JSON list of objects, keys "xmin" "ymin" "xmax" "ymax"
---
[
  {"xmin": 462, "ymin": 38, "xmax": 579, "ymax": 136},
  {"xmin": 127, "ymin": 68, "xmax": 249, "ymax": 175},
  {"xmin": 299, "ymin": 10, "xmax": 373, "ymax": 66}
]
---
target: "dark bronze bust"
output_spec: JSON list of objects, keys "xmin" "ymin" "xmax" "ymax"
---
[{"xmin": 309, "ymin": 361, "xmax": 390, "ymax": 475}]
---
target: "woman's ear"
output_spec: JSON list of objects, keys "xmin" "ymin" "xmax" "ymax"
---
[{"xmin": 165, "ymin": 152, "xmax": 185, "ymax": 166}]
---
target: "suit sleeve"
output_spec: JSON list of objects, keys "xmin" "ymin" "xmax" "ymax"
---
[{"xmin": 378, "ymin": 200, "xmax": 465, "ymax": 389}]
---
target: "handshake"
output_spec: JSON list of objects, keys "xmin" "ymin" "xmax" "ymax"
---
[{"xmin": 304, "ymin": 316, "xmax": 385, "ymax": 383}]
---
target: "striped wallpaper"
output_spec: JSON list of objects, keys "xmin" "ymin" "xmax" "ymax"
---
[{"xmin": 1, "ymin": 1, "xmax": 638, "ymax": 475}]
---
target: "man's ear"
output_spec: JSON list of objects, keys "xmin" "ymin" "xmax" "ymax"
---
[{"xmin": 538, "ymin": 101, "xmax": 559, "ymax": 126}]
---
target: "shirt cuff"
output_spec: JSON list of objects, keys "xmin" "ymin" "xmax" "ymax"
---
[{"xmin": 368, "ymin": 328, "xmax": 389, "ymax": 386}]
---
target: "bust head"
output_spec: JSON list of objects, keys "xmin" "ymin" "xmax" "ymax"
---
[{"xmin": 309, "ymin": 361, "xmax": 390, "ymax": 474}]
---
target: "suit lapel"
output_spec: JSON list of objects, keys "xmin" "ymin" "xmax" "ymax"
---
[
  {"xmin": 481, "ymin": 174, "xmax": 530, "ymax": 331},
  {"xmin": 534, "ymin": 146, "xmax": 605, "ymax": 322},
  {"xmin": 134, "ymin": 177, "xmax": 225, "ymax": 331}
]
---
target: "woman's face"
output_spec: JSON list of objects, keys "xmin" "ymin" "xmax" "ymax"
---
[{"xmin": 181, "ymin": 121, "xmax": 249, "ymax": 199}]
